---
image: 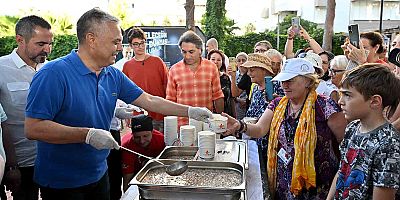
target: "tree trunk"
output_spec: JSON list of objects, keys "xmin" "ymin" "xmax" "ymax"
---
[
  {"xmin": 185, "ymin": 0, "xmax": 195, "ymax": 31},
  {"xmin": 322, "ymin": 0, "xmax": 336, "ymax": 51}
]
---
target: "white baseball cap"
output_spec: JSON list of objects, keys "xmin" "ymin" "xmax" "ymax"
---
[
  {"xmin": 272, "ymin": 58, "xmax": 315, "ymax": 81},
  {"xmin": 297, "ymin": 52, "xmax": 324, "ymax": 76}
]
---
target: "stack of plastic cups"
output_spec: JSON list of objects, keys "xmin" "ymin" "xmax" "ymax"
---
[
  {"xmin": 197, "ymin": 131, "xmax": 216, "ymax": 160},
  {"xmin": 164, "ymin": 116, "xmax": 178, "ymax": 146},
  {"xmin": 189, "ymin": 118, "xmax": 203, "ymax": 146},
  {"xmin": 179, "ymin": 125, "xmax": 196, "ymax": 146}
]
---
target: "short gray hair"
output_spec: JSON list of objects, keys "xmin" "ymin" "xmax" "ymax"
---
[
  {"xmin": 236, "ymin": 52, "xmax": 248, "ymax": 60},
  {"xmin": 265, "ymin": 49, "xmax": 282, "ymax": 59},
  {"xmin": 330, "ymin": 55, "xmax": 348, "ymax": 70},
  {"xmin": 206, "ymin": 38, "xmax": 218, "ymax": 49},
  {"xmin": 178, "ymin": 31, "xmax": 203, "ymax": 50},
  {"xmin": 76, "ymin": 8, "xmax": 119, "ymax": 44},
  {"xmin": 254, "ymin": 40, "xmax": 273, "ymax": 50}
]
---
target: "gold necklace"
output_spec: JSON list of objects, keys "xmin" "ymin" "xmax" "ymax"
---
[{"xmin": 289, "ymin": 102, "xmax": 302, "ymax": 118}]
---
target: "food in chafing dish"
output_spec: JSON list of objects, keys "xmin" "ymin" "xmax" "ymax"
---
[{"xmin": 141, "ymin": 167, "xmax": 242, "ymax": 188}]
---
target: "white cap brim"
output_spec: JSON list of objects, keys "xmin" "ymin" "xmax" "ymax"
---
[{"xmin": 272, "ymin": 72, "xmax": 299, "ymax": 82}]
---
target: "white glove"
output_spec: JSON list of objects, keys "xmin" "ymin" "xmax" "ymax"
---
[
  {"xmin": 115, "ymin": 104, "xmax": 141, "ymax": 119},
  {"xmin": 188, "ymin": 107, "xmax": 213, "ymax": 122},
  {"xmin": 85, "ymin": 128, "xmax": 119, "ymax": 150}
]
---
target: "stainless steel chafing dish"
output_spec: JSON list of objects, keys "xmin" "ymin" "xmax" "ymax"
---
[
  {"xmin": 213, "ymin": 139, "xmax": 249, "ymax": 169},
  {"xmin": 156, "ymin": 146, "xmax": 198, "ymax": 160},
  {"xmin": 130, "ymin": 160, "xmax": 246, "ymax": 200},
  {"xmin": 157, "ymin": 140, "xmax": 249, "ymax": 169}
]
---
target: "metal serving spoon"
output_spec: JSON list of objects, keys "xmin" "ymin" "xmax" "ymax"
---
[{"xmin": 120, "ymin": 146, "xmax": 188, "ymax": 176}]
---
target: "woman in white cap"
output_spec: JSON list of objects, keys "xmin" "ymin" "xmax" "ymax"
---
[
  {"xmin": 223, "ymin": 58, "xmax": 347, "ymax": 199},
  {"xmin": 297, "ymin": 52, "xmax": 335, "ymax": 99}
]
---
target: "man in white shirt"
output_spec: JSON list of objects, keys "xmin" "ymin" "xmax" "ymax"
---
[{"xmin": 0, "ymin": 15, "xmax": 53, "ymax": 200}]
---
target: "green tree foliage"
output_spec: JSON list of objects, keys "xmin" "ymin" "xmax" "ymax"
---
[
  {"xmin": 203, "ymin": 0, "xmax": 225, "ymax": 42},
  {"xmin": 0, "ymin": 35, "xmax": 78, "ymax": 60},
  {"xmin": 202, "ymin": 0, "xmax": 238, "ymax": 44},
  {"xmin": 47, "ymin": 35, "xmax": 78, "ymax": 60},
  {"xmin": 276, "ymin": 14, "xmax": 324, "ymax": 42},
  {"xmin": 244, "ymin": 23, "xmax": 256, "ymax": 35},
  {"xmin": 0, "ymin": 36, "xmax": 17, "ymax": 56},
  {"xmin": 43, "ymin": 15, "xmax": 74, "ymax": 35},
  {"xmin": 108, "ymin": 0, "xmax": 136, "ymax": 29},
  {"xmin": 0, "ymin": 16, "xmax": 19, "ymax": 36},
  {"xmin": 222, "ymin": 32, "xmax": 288, "ymax": 57},
  {"xmin": 221, "ymin": 15, "xmax": 345, "ymax": 57},
  {"xmin": 275, "ymin": 14, "xmax": 345, "ymax": 54}
]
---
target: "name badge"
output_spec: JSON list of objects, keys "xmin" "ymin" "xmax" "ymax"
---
[{"xmin": 278, "ymin": 148, "xmax": 292, "ymax": 165}]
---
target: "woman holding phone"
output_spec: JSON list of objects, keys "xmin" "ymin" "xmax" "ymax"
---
[
  {"xmin": 346, "ymin": 31, "xmax": 390, "ymax": 67},
  {"xmin": 227, "ymin": 52, "xmax": 249, "ymax": 120}
]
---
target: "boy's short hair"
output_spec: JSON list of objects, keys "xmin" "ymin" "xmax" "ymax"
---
[
  {"xmin": 340, "ymin": 63, "xmax": 400, "ymax": 116},
  {"xmin": 127, "ymin": 27, "xmax": 146, "ymax": 43}
]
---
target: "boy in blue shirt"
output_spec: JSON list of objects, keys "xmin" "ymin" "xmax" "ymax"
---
[{"xmin": 327, "ymin": 64, "xmax": 400, "ymax": 199}]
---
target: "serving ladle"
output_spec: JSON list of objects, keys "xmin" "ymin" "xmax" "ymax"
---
[{"xmin": 120, "ymin": 146, "xmax": 188, "ymax": 176}]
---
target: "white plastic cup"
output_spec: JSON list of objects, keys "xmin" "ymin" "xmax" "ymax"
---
[
  {"xmin": 180, "ymin": 125, "xmax": 195, "ymax": 146},
  {"xmin": 243, "ymin": 117, "xmax": 257, "ymax": 124},
  {"xmin": 189, "ymin": 118, "xmax": 203, "ymax": 146},
  {"xmin": 164, "ymin": 116, "xmax": 178, "ymax": 145},
  {"xmin": 208, "ymin": 114, "xmax": 227, "ymax": 133},
  {"xmin": 242, "ymin": 117, "xmax": 257, "ymax": 139},
  {"xmin": 198, "ymin": 131, "xmax": 216, "ymax": 159}
]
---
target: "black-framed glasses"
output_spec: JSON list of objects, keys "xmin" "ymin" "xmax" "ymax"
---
[
  {"xmin": 237, "ymin": 58, "xmax": 247, "ymax": 62},
  {"xmin": 131, "ymin": 41, "xmax": 146, "ymax": 48},
  {"xmin": 329, "ymin": 68, "xmax": 346, "ymax": 75},
  {"xmin": 271, "ymin": 61, "xmax": 281, "ymax": 68},
  {"xmin": 255, "ymin": 48, "xmax": 268, "ymax": 53}
]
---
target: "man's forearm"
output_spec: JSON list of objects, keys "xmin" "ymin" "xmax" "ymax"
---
[
  {"xmin": 25, "ymin": 117, "xmax": 88, "ymax": 144},
  {"xmin": 2, "ymin": 123, "xmax": 18, "ymax": 166},
  {"xmin": 133, "ymin": 92, "xmax": 189, "ymax": 117},
  {"xmin": 214, "ymin": 98, "xmax": 224, "ymax": 113}
]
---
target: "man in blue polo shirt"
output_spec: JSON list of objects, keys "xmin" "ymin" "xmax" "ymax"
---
[{"xmin": 25, "ymin": 8, "xmax": 212, "ymax": 200}]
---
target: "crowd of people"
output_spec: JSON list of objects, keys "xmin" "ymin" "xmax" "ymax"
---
[{"xmin": 0, "ymin": 7, "xmax": 400, "ymax": 200}]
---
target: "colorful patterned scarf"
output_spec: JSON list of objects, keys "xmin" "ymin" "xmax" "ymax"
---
[{"xmin": 267, "ymin": 90, "xmax": 317, "ymax": 197}]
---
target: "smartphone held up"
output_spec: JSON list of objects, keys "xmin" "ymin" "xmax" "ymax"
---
[
  {"xmin": 229, "ymin": 57, "xmax": 237, "ymax": 72},
  {"xmin": 291, "ymin": 17, "xmax": 301, "ymax": 35},
  {"xmin": 348, "ymin": 24, "xmax": 360, "ymax": 48}
]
